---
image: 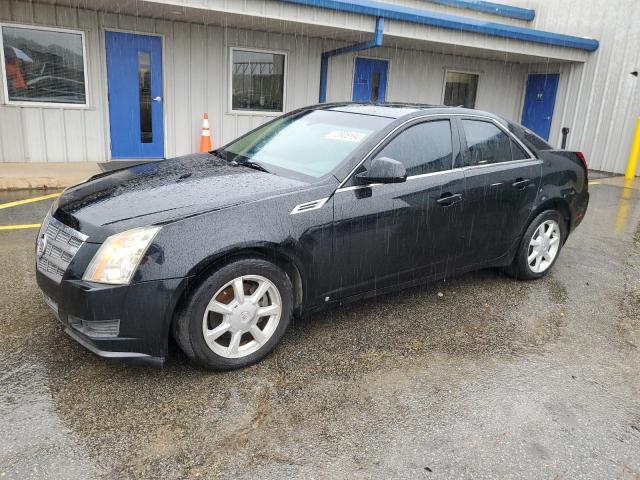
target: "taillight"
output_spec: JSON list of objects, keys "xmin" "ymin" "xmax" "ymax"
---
[
  {"xmin": 576, "ymin": 151, "xmax": 588, "ymax": 181},
  {"xmin": 576, "ymin": 151, "xmax": 588, "ymax": 170}
]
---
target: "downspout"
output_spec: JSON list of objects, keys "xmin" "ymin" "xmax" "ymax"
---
[{"xmin": 318, "ymin": 17, "xmax": 384, "ymax": 103}]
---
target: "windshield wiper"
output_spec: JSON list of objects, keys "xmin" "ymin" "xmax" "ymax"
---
[
  {"xmin": 210, "ymin": 149, "xmax": 270, "ymax": 173},
  {"xmin": 232, "ymin": 159, "xmax": 270, "ymax": 173},
  {"xmin": 210, "ymin": 149, "xmax": 226, "ymax": 160}
]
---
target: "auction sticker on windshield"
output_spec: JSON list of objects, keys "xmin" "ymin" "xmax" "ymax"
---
[{"xmin": 325, "ymin": 130, "xmax": 368, "ymax": 142}]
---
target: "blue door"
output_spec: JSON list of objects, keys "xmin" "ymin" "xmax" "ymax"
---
[
  {"xmin": 521, "ymin": 73, "xmax": 559, "ymax": 141},
  {"xmin": 352, "ymin": 57, "xmax": 388, "ymax": 103},
  {"xmin": 106, "ymin": 32, "xmax": 164, "ymax": 159}
]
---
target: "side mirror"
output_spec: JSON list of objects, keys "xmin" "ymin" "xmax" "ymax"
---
[{"xmin": 355, "ymin": 157, "xmax": 407, "ymax": 184}]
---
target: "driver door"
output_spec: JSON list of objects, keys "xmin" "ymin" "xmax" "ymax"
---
[{"xmin": 329, "ymin": 117, "xmax": 466, "ymax": 300}]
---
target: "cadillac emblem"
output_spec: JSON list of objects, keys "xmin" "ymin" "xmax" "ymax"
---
[{"xmin": 36, "ymin": 234, "xmax": 47, "ymax": 258}]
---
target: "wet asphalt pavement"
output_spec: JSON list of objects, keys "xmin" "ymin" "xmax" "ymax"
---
[{"xmin": 1, "ymin": 183, "xmax": 639, "ymax": 480}]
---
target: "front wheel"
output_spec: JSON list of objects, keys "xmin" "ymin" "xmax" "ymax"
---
[
  {"xmin": 507, "ymin": 210, "xmax": 566, "ymax": 280},
  {"xmin": 174, "ymin": 258, "xmax": 293, "ymax": 370}
]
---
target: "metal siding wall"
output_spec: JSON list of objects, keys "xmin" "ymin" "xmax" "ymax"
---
[
  {"xmin": 0, "ymin": 1, "xmax": 108, "ymax": 163},
  {"xmin": 537, "ymin": 0, "xmax": 640, "ymax": 173},
  {"xmin": 1, "ymin": 0, "xmax": 638, "ymax": 174},
  {"xmin": 215, "ymin": 27, "xmax": 322, "ymax": 149},
  {"xmin": 0, "ymin": 3, "xmax": 324, "ymax": 162},
  {"xmin": 325, "ymin": 44, "xmax": 528, "ymax": 121},
  {"xmin": 402, "ymin": 0, "xmax": 640, "ymax": 173}
]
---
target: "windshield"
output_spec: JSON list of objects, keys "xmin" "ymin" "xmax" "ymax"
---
[{"xmin": 218, "ymin": 110, "xmax": 392, "ymax": 178}]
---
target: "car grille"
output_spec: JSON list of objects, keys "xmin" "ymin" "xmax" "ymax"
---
[{"xmin": 36, "ymin": 215, "xmax": 88, "ymax": 284}]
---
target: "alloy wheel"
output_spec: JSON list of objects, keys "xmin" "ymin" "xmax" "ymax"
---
[
  {"xmin": 202, "ymin": 275, "xmax": 282, "ymax": 358},
  {"xmin": 527, "ymin": 219, "xmax": 561, "ymax": 274}
]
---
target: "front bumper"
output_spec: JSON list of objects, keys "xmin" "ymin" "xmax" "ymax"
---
[{"xmin": 36, "ymin": 269, "xmax": 185, "ymax": 361}]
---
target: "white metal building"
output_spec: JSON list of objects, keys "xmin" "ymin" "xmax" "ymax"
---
[{"xmin": 0, "ymin": 0, "xmax": 638, "ymax": 175}]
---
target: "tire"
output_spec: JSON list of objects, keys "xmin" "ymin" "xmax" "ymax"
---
[
  {"xmin": 173, "ymin": 258, "xmax": 293, "ymax": 370},
  {"xmin": 506, "ymin": 210, "xmax": 566, "ymax": 281}
]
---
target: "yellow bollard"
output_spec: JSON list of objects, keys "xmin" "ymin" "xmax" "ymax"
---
[{"xmin": 625, "ymin": 117, "xmax": 640, "ymax": 180}]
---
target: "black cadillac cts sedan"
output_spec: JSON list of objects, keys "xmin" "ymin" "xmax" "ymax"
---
[{"xmin": 36, "ymin": 103, "xmax": 589, "ymax": 370}]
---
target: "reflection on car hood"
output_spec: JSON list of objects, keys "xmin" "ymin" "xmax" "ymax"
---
[{"xmin": 54, "ymin": 153, "xmax": 307, "ymax": 236}]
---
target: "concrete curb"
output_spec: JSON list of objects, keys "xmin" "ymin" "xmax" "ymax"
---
[{"xmin": 0, "ymin": 162, "xmax": 103, "ymax": 191}]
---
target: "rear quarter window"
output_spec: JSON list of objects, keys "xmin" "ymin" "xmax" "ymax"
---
[
  {"xmin": 522, "ymin": 128, "xmax": 552, "ymax": 151},
  {"xmin": 503, "ymin": 119, "xmax": 552, "ymax": 153}
]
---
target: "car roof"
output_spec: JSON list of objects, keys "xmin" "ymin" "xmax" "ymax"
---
[{"xmin": 312, "ymin": 102, "xmax": 498, "ymax": 121}]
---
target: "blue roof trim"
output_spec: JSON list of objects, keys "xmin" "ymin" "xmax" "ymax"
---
[
  {"xmin": 423, "ymin": 0, "xmax": 535, "ymax": 21},
  {"xmin": 279, "ymin": 0, "xmax": 599, "ymax": 52}
]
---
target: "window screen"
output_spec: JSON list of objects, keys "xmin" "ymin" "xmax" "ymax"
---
[
  {"xmin": 374, "ymin": 120, "xmax": 453, "ymax": 176},
  {"xmin": 444, "ymin": 71, "xmax": 478, "ymax": 109},
  {"xmin": 1, "ymin": 25, "xmax": 86, "ymax": 104},
  {"xmin": 462, "ymin": 120, "xmax": 516, "ymax": 166},
  {"xmin": 231, "ymin": 49, "xmax": 285, "ymax": 112}
]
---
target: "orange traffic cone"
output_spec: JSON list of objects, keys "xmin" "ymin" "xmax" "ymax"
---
[{"xmin": 199, "ymin": 113, "xmax": 212, "ymax": 152}]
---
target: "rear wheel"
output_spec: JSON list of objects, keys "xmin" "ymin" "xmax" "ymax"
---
[
  {"xmin": 174, "ymin": 258, "xmax": 293, "ymax": 370},
  {"xmin": 507, "ymin": 210, "xmax": 565, "ymax": 280}
]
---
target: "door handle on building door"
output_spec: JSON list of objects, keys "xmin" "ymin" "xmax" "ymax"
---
[{"xmin": 153, "ymin": 96, "xmax": 163, "ymax": 102}]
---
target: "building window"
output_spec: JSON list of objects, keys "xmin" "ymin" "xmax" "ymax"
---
[
  {"xmin": 231, "ymin": 48, "xmax": 285, "ymax": 113},
  {"xmin": 1, "ymin": 24, "xmax": 87, "ymax": 106},
  {"xmin": 443, "ymin": 71, "xmax": 478, "ymax": 109}
]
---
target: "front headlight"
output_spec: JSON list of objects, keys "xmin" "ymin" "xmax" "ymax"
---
[{"xmin": 83, "ymin": 226, "xmax": 160, "ymax": 285}]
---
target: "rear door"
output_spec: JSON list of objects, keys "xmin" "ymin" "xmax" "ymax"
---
[
  {"xmin": 457, "ymin": 117, "xmax": 542, "ymax": 267},
  {"xmin": 331, "ymin": 117, "xmax": 465, "ymax": 299}
]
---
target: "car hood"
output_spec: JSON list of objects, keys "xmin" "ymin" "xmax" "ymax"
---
[{"xmin": 53, "ymin": 153, "xmax": 308, "ymax": 240}]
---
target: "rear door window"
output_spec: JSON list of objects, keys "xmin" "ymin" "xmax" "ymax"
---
[
  {"xmin": 461, "ymin": 119, "xmax": 528, "ymax": 166},
  {"xmin": 373, "ymin": 120, "xmax": 453, "ymax": 176},
  {"xmin": 511, "ymin": 141, "xmax": 529, "ymax": 160}
]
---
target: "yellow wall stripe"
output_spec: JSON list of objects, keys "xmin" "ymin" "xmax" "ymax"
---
[
  {"xmin": 0, "ymin": 192, "xmax": 60, "ymax": 210},
  {"xmin": 0, "ymin": 224, "xmax": 41, "ymax": 231}
]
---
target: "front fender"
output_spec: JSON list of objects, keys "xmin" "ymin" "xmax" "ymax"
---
[{"xmin": 134, "ymin": 184, "xmax": 336, "ymax": 301}]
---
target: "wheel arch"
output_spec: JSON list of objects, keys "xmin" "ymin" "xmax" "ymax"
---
[
  {"xmin": 505, "ymin": 196, "xmax": 573, "ymax": 267},
  {"xmin": 526, "ymin": 197, "xmax": 572, "ymax": 243},
  {"xmin": 169, "ymin": 244, "xmax": 306, "ymax": 340}
]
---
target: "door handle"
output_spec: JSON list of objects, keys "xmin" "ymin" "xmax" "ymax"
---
[
  {"xmin": 153, "ymin": 96, "xmax": 163, "ymax": 102},
  {"xmin": 436, "ymin": 193, "xmax": 462, "ymax": 206},
  {"xmin": 512, "ymin": 178, "xmax": 531, "ymax": 189}
]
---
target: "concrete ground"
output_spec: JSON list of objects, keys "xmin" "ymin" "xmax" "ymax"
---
[
  {"xmin": 0, "ymin": 161, "xmax": 151, "ymax": 190},
  {"xmin": 0, "ymin": 180, "xmax": 639, "ymax": 479},
  {"xmin": 0, "ymin": 163, "xmax": 101, "ymax": 191}
]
